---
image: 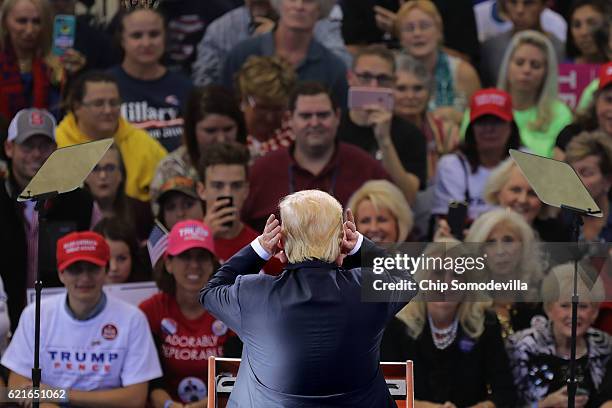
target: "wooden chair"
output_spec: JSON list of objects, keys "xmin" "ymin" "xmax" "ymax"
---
[
  {"xmin": 380, "ymin": 360, "xmax": 414, "ymax": 408},
  {"xmin": 207, "ymin": 356, "xmax": 414, "ymax": 408}
]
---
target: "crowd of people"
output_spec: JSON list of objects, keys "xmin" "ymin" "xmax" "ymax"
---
[{"xmin": 0, "ymin": 0, "xmax": 612, "ymax": 406}]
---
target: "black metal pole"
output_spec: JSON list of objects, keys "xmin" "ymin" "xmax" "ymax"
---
[
  {"xmin": 32, "ymin": 198, "xmax": 44, "ymax": 408},
  {"xmin": 30, "ymin": 192, "xmax": 57, "ymax": 408},
  {"xmin": 566, "ymin": 211, "xmax": 583, "ymax": 408}
]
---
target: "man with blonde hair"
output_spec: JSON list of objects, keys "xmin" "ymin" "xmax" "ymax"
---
[{"xmin": 200, "ymin": 189, "xmax": 416, "ymax": 407}]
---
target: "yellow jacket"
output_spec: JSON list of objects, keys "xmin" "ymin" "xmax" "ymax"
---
[{"xmin": 56, "ymin": 113, "xmax": 167, "ymax": 201}]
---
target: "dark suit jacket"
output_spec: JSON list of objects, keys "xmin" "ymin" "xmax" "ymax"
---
[
  {"xmin": 200, "ymin": 237, "xmax": 416, "ymax": 407},
  {"xmin": 0, "ymin": 176, "xmax": 94, "ymax": 331}
]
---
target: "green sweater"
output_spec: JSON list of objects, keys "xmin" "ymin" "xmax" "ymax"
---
[{"xmin": 460, "ymin": 100, "xmax": 573, "ymax": 157}]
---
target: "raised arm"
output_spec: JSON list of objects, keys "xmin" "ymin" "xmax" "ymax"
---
[{"xmin": 199, "ymin": 214, "xmax": 281, "ymax": 331}]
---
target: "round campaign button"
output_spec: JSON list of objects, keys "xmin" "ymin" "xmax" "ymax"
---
[
  {"xmin": 161, "ymin": 318, "xmax": 178, "ymax": 335},
  {"xmin": 101, "ymin": 324, "xmax": 118, "ymax": 340},
  {"xmin": 212, "ymin": 320, "xmax": 228, "ymax": 336},
  {"xmin": 178, "ymin": 377, "xmax": 207, "ymax": 403}
]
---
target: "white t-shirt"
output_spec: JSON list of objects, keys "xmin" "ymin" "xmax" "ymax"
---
[
  {"xmin": 1, "ymin": 294, "xmax": 162, "ymax": 390},
  {"xmin": 474, "ymin": 0, "xmax": 567, "ymax": 43},
  {"xmin": 432, "ymin": 153, "xmax": 496, "ymax": 219}
]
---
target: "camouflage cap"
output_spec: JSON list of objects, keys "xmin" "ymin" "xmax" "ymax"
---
[{"xmin": 157, "ymin": 176, "xmax": 199, "ymax": 204}]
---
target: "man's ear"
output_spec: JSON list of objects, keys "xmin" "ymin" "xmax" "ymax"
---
[
  {"xmin": 4, "ymin": 140, "xmax": 14, "ymax": 160},
  {"xmin": 196, "ymin": 181, "xmax": 207, "ymax": 202}
]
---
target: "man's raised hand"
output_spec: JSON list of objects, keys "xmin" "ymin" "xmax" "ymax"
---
[
  {"xmin": 341, "ymin": 209, "xmax": 359, "ymax": 255},
  {"xmin": 258, "ymin": 214, "xmax": 283, "ymax": 257}
]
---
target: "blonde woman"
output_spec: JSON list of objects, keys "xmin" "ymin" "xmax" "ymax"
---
[
  {"xmin": 395, "ymin": 0, "xmax": 481, "ymax": 125},
  {"xmin": 507, "ymin": 262, "xmax": 611, "ymax": 407},
  {"xmin": 347, "ymin": 180, "xmax": 414, "ymax": 243},
  {"xmin": 565, "ymin": 131, "xmax": 612, "ymax": 242},
  {"xmin": 483, "ymin": 158, "xmax": 571, "ymax": 242},
  {"xmin": 465, "ymin": 208, "xmax": 546, "ymax": 339},
  {"xmin": 394, "ymin": 54, "xmax": 459, "ymax": 183},
  {"xmin": 0, "ymin": 0, "xmax": 63, "ymax": 120},
  {"xmin": 381, "ymin": 242, "xmax": 516, "ymax": 408},
  {"xmin": 236, "ymin": 55, "xmax": 297, "ymax": 160},
  {"xmin": 496, "ymin": 30, "xmax": 572, "ymax": 158}
]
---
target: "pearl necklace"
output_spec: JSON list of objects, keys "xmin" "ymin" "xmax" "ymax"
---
[{"xmin": 429, "ymin": 315, "xmax": 459, "ymax": 350}]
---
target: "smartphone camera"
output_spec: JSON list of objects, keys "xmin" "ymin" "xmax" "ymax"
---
[
  {"xmin": 217, "ymin": 196, "xmax": 234, "ymax": 228},
  {"xmin": 447, "ymin": 201, "xmax": 468, "ymax": 240}
]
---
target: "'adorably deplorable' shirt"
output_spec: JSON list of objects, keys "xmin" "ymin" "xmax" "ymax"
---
[{"xmin": 139, "ymin": 292, "xmax": 235, "ymax": 403}]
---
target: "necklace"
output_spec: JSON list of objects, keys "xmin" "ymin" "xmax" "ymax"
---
[
  {"xmin": 18, "ymin": 58, "xmax": 32, "ymax": 73},
  {"xmin": 495, "ymin": 303, "xmax": 514, "ymax": 339},
  {"xmin": 429, "ymin": 315, "xmax": 458, "ymax": 350}
]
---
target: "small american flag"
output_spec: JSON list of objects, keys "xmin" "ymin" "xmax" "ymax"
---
[{"xmin": 147, "ymin": 221, "xmax": 168, "ymax": 267}]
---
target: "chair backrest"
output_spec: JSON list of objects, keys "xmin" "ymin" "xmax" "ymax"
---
[
  {"xmin": 207, "ymin": 357, "xmax": 414, "ymax": 408},
  {"xmin": 381, "ymin": 360, "xmax": 414, "ymax": 408},
  {"xmin": 207, "ymin": 356, "xmax": 241, "ymax": 408}
]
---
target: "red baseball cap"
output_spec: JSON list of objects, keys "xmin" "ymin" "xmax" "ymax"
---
[
  {"xmin": 598, "ymin": 62, "xmax": 612, "ymax": 91},
  {"xmin": 57, "ymin": 231, "xmax": 110, "ymax": 271},
  {"xmin": 470, "ymin": 88, "xmax": 513, "ymax": 123},
  {"xmin": 166, "ymin": 220, "xmax": 215, "ymax": 257}
]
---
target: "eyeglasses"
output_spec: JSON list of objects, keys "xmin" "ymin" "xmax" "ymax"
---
[
  {"xmin": 92, "ymin": 164, "xmax": 119, "ymax": 174},
  {"xmin": 354, "ymin": 71, "xmax": 395, "ymax": 87},
  {"xmin": 247, "ymin": 96, "xmax": 286, "ymax": 115},
  {"xmin": 81, "ymin": 98, "xmax": 122, "ymax": 109},
  {"xmin": 395, "ymin": 84, "xmax": 427, "ymax": 93}
]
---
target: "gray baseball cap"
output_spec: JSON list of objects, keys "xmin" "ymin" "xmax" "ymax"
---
[{"xmin": 7, "ymin": 108, "xmax": 57, "ymax": 144}]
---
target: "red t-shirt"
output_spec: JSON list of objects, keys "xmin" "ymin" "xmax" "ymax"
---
[
  {"xmin": 139, "ymin": 293, "xmax": 234, "ymax": 403},
  {"xmin": 214, "ymin": 224, "xmax": 284, "ymax": 275}
]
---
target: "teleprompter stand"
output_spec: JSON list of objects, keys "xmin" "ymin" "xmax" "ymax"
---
[
  {"xmin": 510, "ymin": 149, "xmax": 602, "ymax": 408},
  {"xmin": 18, "ymin": 138, "xmax": 113, "ymax": 407}
]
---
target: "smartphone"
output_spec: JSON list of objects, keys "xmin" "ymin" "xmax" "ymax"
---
[
  {"xmin": 348, "ymin": 87, "xmax": 394, "ymax": 111},
  {"xmin": 52, "ymin": 15, "xmax": 76, "ymax": 56},
  {"xmin": 217, "ymin": 196, "xmax": 234, "ymax": 228},
  {"xmin": 447, "ymin": 201, "xmax": 468, "ymax": 240}
]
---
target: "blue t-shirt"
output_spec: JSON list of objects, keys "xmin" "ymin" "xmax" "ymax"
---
[{"xmin": 108, "ymin": 66, "xmax": 193, "ymax": 152}]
